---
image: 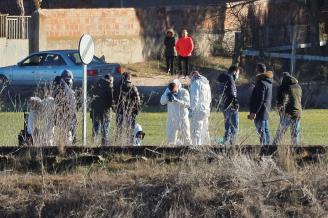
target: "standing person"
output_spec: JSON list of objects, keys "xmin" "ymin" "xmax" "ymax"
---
[
  {"xmin": 90, "ymin": 74, "xmax": 114, "ymax": 146},
  {"xmin": 175, "ymin": 29, "xmax": 194, "ymax": 77},
  {"xmin": 273, "ymin": 72, "xmax": 302, "ymax": 145},
  {"xmin": 164, "ymin": 29, "xmax": 177, "ymax": 75},
  {"xmin": 248, "ymin": 64, "xmax": 273, "ymax": 145},
  {"xmin": 189, "ymin": 71, "xmax": 211, "ymax": 146},
  {"xmin": 116, "ymin": 72, "xmax": 141, "ymax": 144},
  {"xmin": 160, "ymin": 79, "xmax": 191, "ymax": 145},
  {"xmin": 53, "ymin": 70, "xmax": 77, "ymax": 145},
  {"xmin": 217, "ymin": 66, "xmax": 240, "ymax": 146}
]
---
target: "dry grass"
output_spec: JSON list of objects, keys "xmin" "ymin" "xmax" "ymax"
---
[{"xmin": 0, "ymin": 151, "xmax": 327, "ymax": 217}]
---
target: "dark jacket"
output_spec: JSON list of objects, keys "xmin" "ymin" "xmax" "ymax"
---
[
  {"xmin": 164, "ymin": 36, "xmax": 176, "ymax": 57},
  {"xmin": 276, "ymin": 74, "xmax": 302, "ymax": 119},
  {"xmin": 249, "ymin": 71, "xmax": 273, "ymax": 120},
  {"xmin": 52, "ymin": 78, "xmax": 77, "ymax": 129},
  {"xmin": 217, "ymin": 72, "xmax": 239, "ymax": 111},
  {"xmin": 90, "ymin": 78, "xmax": 113, "ymax": 120},
  {"xmin": 116, "ymin": 81, "xmax": 141, "ymax": 115}
]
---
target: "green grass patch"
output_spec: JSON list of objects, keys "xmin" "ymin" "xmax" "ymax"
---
[{"xmin": 0, "ymin": 110, "xmax": 326, "ymax": 146}]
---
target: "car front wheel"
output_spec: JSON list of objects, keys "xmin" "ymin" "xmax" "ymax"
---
[{"xmin": 0, "ymin": 75, "xmax": 9, "ymax": 93}]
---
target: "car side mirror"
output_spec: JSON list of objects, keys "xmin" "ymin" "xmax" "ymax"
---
[
  {"xmin": 100, "ymin": 55, "xmax": 106, "ymax": 62},
  {"xmin": 17, "ymin": 62, "xmax": 22, "ymax": 66}
]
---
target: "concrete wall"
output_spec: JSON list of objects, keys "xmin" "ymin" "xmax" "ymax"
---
[
  {"xmin": 36, "ymin": 9, "xmax": 144, "ymax": 63},
  {"xmin": 0, "ymin": 38, "xmax": 29, "ymax": 67},
  {"xmin": 34, "ymin": 7, "xmax": 236, "ymax": 64}
]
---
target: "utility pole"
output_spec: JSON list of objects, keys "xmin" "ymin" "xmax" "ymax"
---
[{"xmin": 290, "ymin": 25, "xmax": 297, "ymax": 75}]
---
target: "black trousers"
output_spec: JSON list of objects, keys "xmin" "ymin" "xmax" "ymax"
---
[
  {"xmin": 178, "ymin": 56, "xmax": 189, "ymax": 76},
  {"xmin": 166, "ymin": 56, "xmax": 174, "ymax": 74}
]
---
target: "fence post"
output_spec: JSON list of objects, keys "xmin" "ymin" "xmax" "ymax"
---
[{"xmin": 5, "ymin": 15, "xmax": 8, "ymax": 38}]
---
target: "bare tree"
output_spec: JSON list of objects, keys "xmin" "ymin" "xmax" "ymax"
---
[
  {"xmin": 17, "ymin": 0, "xmax": 25, "ymax": 15},
  {"xmin": 224, "ymin": 0, "xmax": 260, "ymax": 65},
  {"xmin": 291, "ymin": 0, "xmax": 325, "ymax": 54}
]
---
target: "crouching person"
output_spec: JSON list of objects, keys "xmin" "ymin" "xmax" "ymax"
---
[
  {"xmin": 26, "ymin": 97, "xmax": 42, "ymax": 145},
  {"xmin": 273, "ymin": 72, "xmax": 302, "ymax": 145},
  {"xmin": 90, "ymin": 74, "xmax": 114, "ymax": 146},
  {"xmin": 190, "ymin": 71, "xmax": 211, "ymax": 146},
  {"xmin": 160, "ymin": 79, "xmax": 191, "ymax": 145},
  {"xmin": 133, "ymin": 123, "xmax": 145, "ymax": 146},
  {"xmin": 26, "ymin": 96, "xmax": 55, "ymax": 146}
]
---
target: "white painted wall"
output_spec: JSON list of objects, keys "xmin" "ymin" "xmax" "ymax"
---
[{"xmin": 0, "ymin": 38, "xmax": 29, "ymax": 67}]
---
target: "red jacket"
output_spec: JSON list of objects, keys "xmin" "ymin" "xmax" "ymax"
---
[{"xmin": 175, "ymin": 36, "xmax": 194, "ymax": 57}]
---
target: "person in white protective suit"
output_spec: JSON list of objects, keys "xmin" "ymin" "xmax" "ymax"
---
[
  {"xmin": 160, "ymin": 79, "xmax": 191, "ymax": 145},
  {"xmin": 27, "ymin": 97, "xmax": 42, "ymax": 140},
  {"xmin": 190, "ymin": 71, "xmax": 212, "ymax": 146},
  {"xmin": 27, "ymin": 96, "xmax": 55, "ymax": 146},
  {"xmin": 133, "ymin": 123, "xmax": 146, "ymax": 146}
]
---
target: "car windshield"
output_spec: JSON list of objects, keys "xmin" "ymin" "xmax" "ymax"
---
[{"xmin": 67, "ymin": 52, "xmax": 104, "ymax": 65}]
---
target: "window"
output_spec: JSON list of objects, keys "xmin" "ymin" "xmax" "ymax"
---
[
  {"xmin": 21, "ymin": 54, "xmax": 46, "ymax": 66},
  {"xmin": 67, "ymin": 52, "xmax": 104, "ymax": 65},
  {"xmin": 43, "ymin": 54, "xmax": 66, "ymax": 66}
]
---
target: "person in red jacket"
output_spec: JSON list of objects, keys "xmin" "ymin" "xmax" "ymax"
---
[{"xmin": 175, "ymin": 29, "xmax": 194, "ymax": 77}]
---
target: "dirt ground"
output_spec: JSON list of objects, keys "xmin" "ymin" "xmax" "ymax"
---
[{"xmin": 132, "ymin": 74, "xmax": 191, "ymax": 86}]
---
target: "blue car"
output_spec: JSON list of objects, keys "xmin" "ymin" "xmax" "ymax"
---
[{"xmin": 0, "ymin": 50, "xmax": 122, "ymax": 88}]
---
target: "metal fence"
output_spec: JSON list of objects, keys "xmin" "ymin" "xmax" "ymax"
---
[{"xmin": 0, "ymin": 14, "xmax": 32, "ymax": 39}]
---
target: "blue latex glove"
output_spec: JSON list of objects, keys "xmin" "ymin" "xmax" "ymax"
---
[
  {"xmin": 167, "ymin": 92, "xmax": 174, "ymax": 102},
  {"xmin": 172, "ymin": 94, "xmax": 178, "ymax": 102}
]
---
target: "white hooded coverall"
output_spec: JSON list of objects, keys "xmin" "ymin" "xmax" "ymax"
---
[
  {"xmin": 27, "ymin": 96, "xmax": 55, "ymax": 146},
  {"xmin": 133, "ymin": 123, "xmax": 143, "ymax": 146},
  {"xmin": 160, "ymin": 79, "xmax": 191, "ymax": 145},
  {"xmin": 190, "ymin": 75, "xmax": 212, "ymax": 146}
]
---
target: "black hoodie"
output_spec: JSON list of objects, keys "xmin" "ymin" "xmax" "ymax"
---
[
  {"xmin": 90, "ymin": 77, "xmax": 114, "ymax": 120},
  {"xmin": 217, "ymin": 72, "xmax": 238, "ymax": 111},
  {"xmin": 249, "ymin": 71, "xmax": 273, "ymax": 120},
  {"xmin": 116, "ymin": 81, "xmax": 141, "ymax": 116}
]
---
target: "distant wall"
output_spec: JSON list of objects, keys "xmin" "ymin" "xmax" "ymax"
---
[
  {"xmin": 0, "ymin": 38, "xmax": 29, "ymax": 67},
  {"xmin": 34, "ymin": 7, "xmax": 236, "ymax": 63},
  {"xmin": 41, "ymin": 0, "xmax": 226, "ymax": 9}
]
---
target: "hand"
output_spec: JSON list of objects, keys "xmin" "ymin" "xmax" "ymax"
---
[
  {"xmin": 247, "ymin": 113, "xmax": 256, "ymax": 120},
  {"xmin": 167, "ymin": 92, "xmax": 174, "ymax": 102},
  {"xmin": 233, "ymin": 103, "xmax": 240, "ymax": 111}
]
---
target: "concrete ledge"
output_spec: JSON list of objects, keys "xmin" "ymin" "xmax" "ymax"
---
[{"xmin": 0, "ymin": 145, "xmax": 325, "ymax": 157}]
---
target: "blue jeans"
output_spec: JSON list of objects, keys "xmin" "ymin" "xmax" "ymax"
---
[
  {"xmin": 273, "ymin": 115, "xmax": 301, "ymax": 145},
  {"xmin": 223, "ymin": 108, "xmax": 239, "ymax": 145},
  {"xmin": 254, "ymin": 119, "xmax": 270, "ymax": 145},
  {"xmin": 92, "ymin": 119, "xmax": 110, "ymax": 146}
]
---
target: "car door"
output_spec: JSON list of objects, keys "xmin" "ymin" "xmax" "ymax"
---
[
  {"xmin": 41, "ymin": 53, "xmax": 67, "ymax": 83},
  {"xmin": 12, "ymin": 53, "xmax": 46, "ymax": 86}
]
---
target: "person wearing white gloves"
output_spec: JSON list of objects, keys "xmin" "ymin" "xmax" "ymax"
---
[
  {"xmin": 160, "ymin": 79, "xmax": 191, "ymax": 145},
  {"xmin": 190, "ymin": 71, "xmax": 212, "ymax": 146}
]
